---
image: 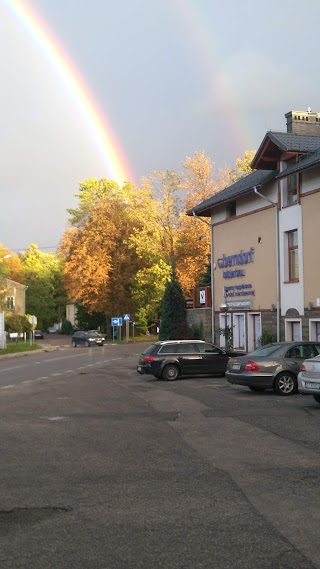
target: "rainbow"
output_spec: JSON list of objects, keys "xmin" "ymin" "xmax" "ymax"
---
[
  {"xmin": 173, "ymin": 0, "xmax": 250, "ymax": 153},
  {"xmin": 4, "ymin": 0, "xmax": 133, "ymax": 185}
]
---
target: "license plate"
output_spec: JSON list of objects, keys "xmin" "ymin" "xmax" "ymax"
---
[
  {"xmin": 305, "ymin": 381, "xmax": 320, "ymax": 389},
  {"xmin": 231, "ymin": 363, "xmax": 240, "ymax": 371},
  {"xmin": 137, "ymin": 366, "xmax": 142, "ymax": 372}
]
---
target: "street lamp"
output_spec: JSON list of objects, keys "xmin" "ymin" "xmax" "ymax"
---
[{"xmin": 219, "ymin": 299, "xmax": 229, "ymax": 351}]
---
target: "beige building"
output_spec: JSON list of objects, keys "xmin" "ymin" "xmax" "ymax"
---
[
  {"xmin": 1, "ymin": 278, "xmax": 28, "ymax": 316},
  {"xmin": 189, "ymin": 110, "xmax": 320, "ymax": 351}
]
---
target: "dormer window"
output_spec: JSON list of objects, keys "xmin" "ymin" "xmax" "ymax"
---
[{"xmin": 226, "ymin": 201, "xmax": 236, "ymax": 218}]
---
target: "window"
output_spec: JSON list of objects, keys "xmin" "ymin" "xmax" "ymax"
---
[
  {"xmin": 288, "ymin": 230, "xmax": 299, "ymax": 281},
  {"xmin": 6, "ymin": 296, "xmax": 14, "ymax": 310},
  {"xmin": 287, "ymin": 172, "xmax": 299, "ymax": 205},
  {"xmin": 196, "ymin": 343, "xmax": 220, "ymax": 354},
  {"xmin": 226, "ymin": 201, "xmax": 236, "ymax": 218},
  {"xmin": 285, "ymin": 319, "xmax": 301, "ymax": 341}
]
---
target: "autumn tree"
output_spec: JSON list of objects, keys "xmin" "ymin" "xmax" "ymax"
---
[
  {"xmin": 60, "ymin": 180, "xmax": 147, "ymax": 320},
  {"xmin": 128, "ymin": 171, "xmax": 183, "ymax": 325}
]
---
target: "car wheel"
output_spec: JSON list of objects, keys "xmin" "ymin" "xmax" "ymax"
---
[
  {"xmin": 85, "ymin": 341, "xmax": 90, "ymax": 347},
  {"xmin": 72, "ymin": 341, "xmax": 77, "ymax": 348},
  {"xmin": 313, "ymin": 395, "xmax": 320, "ymax": 404},
  {"xmin": 273, "ymin": 372, "xmax": 297, "ymax": 396},
  {"xmin": 249, "ymin": 386, "xmax": 266, "ymax": 392},
  {"xmin": 162, "ymin": 364, "xmax": 179, "ymax": 381}
]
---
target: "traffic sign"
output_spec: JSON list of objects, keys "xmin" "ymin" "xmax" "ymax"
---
[
  {"xmin": 124, "ymin": 314, "xmax": 130, "ymax": 320},
  {"xmin": 111, "ymin": 317, "xmax": 123, "ymax": 326},
  {"xmin": 28, "ymin": 315, "xmax": 37, "ymax": 326}
]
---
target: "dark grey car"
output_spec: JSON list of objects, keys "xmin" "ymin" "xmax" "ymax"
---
[
  {"xmin": 137, "ymin": 340, "xmax": 244, "ymax": 381},
  {"xmin": 72, "ymin": 331, "xmax": 104, "ymax": 347},
  {"xmin": 226, "ymin": 341, "xmax": 320, "ymax": 395}
]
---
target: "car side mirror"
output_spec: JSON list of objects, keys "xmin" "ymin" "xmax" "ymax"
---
[{"xmin": 220, "ymin": 350, "xmax": 227, "ymax": 355}]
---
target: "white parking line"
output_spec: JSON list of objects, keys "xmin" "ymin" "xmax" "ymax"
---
[
  {"xmin": 52, "ymin": 373, "xmax": 62, "ymax": 376},
  {"xmin": 1, "ymin": 385, "xmax": 15, "ymax": 389}
]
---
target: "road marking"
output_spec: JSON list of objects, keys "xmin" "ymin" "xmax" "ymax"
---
[
  {"xmin": 86, "ymin": 364, "xmax": 95, "ymax": 367},
  {"xmin": 77, "ymin": 366, "xmax": 86, "ymax": 370},
  {"xmin": 52, "ymin": 373, "xmax": 62, "ymax": 376},
  {"xmin": 22, "ymin": 379, "xmax": 34, "ymax": 384},
  {"xmin": 37, "ymin": 376, "xmax": 49, "ymax": 380},
  {"xmin": 65, "ymin": 370, "xmax": 74, "ymax": 373},
  {"xmin": 1, "ymin": 384, "xmax": 15, "ymax": 389},
  {"xmin": 0, "ymin": 364, "xmax": 29, "ymax": 373}
]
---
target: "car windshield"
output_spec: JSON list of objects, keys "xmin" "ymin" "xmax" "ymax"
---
[
  {"xmin": 248, "ymin": 345, "xmax": 281, "ymax": 357},
  {"xmin": 87, "ymin": 331, "xmax": 99, "ymax": 337}
]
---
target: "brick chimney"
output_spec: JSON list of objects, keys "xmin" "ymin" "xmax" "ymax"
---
[{"xmin": 285, "ymin": 109, "xmax": 320, "ymax": 135}]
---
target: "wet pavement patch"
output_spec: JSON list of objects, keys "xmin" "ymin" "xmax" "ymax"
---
[{"xmin": 0, "ymin": 506, "xmax": 71, "ymax": 535}]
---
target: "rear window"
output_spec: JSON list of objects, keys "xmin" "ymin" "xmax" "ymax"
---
[
  {"xmin": 249, "ymin": 345, "xmax": 281, "ymax": 357},
  {"xmin": 142, "ymin": 344, "xmax": 157, "ymax": 355}
]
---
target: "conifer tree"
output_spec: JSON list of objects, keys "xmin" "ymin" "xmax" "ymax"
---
[{"xmin": 159, "ymin": 277, "xmax": 189, "ymax": 340}]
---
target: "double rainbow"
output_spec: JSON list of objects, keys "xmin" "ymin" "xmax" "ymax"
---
[{"xmin": 4, "ymin": 0, "xmax": 133, "ymax": 185}]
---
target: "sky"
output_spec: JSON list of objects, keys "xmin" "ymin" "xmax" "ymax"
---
[{"xmin": 1, "ymin": 0, "xmax": 320, "ymax": 254}]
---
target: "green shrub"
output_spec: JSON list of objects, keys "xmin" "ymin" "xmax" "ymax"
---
[
  {"xmin": 257, "ymin": 330, "xmax": 277, "ymax": 346},
  {"xmin": 60, "ymin": 319, "xmax": 74, "ymax": 335}
]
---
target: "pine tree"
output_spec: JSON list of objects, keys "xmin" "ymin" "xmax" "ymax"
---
[{"xmin": 159, "ymin": 278, "xmax": 189, "ymax": 340}]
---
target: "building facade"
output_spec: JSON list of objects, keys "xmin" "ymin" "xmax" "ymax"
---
[
  {"xmin": 1, "ymin": 278, "xmax": 27, "ymax": 316},
  {"xmin": 189, "ymin": 110, "xmax": 320, "ymax": 351}
]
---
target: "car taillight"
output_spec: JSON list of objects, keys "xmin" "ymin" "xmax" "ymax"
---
[
  {"xmin": 300, "ymin": 363, "xmax": 306, "ymax": 371},
  {"xmin": 243, "ymin": 361, "xmax": 260, "ymax": 372},
  {"xmin": 143, "ymin": 355, "xmax": 155, "ymax": 362}
]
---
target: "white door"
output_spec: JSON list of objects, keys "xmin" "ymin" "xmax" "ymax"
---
[{"xmin": 233, "ymin": 313, "xmax": 245, "ymax": 350}]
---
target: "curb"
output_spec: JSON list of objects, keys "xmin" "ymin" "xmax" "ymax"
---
[{"xmin": 0, "ymin": 344, "xmax": 60, "ymax": 360}]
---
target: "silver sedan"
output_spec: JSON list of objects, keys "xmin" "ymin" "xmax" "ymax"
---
[
  {"xmin": 226, "ymin": 341, "xmax": 320, "ymax": 396},
  {"xmin": 298, "ymin": 354, "xmax": 320, "ymax": 404}
]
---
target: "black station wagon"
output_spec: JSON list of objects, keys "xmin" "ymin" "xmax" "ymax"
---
[{"xmin": 137, "ymin": 340, "xmax": 244, "ymax": 381}]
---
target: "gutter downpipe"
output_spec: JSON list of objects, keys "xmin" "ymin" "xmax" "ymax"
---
[
  {"xmin": 253, "ymin": 187, "xmax": 280, "ymax": 342},
  {"xmin": 192, "ymin": 211, "xmax": 215, "ymax": 343}
]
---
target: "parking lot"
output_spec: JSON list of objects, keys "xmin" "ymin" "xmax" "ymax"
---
[{"xmin": 1, "ymin": 341, "xmax": 320, "ymax": 568}]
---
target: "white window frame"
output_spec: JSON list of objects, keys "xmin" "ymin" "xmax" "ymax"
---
[
  {"xmin": 309, "ymin": 319, "xmax": 320, "ymax": 342},
  {"xmin": 219, "ymin": 312, "xmax": 231, "ymax": 349},
  {"xmin": 6, "ymin": 296, "xmax": 15, "ymax": 310},
  {"xmin": 285, "ymin": 318, "xmax": 302, "ymax": 341},
  {"xmin": 232, "ymin": 312, "xmax": 246, "ymax": 351}
]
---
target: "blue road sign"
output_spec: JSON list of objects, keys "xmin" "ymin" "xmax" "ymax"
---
[
  {"xmin": 124, "ymin": 314, "xmax": 130, "ymax": 320},
  {"xmin": 111, "ymin": 317, "xmax": 123, "ymax": 326}
]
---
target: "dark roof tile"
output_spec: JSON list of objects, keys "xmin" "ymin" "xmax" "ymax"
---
[{"xmin": 187, "ymin": 170, "xmax": 277, "ymax": 216}]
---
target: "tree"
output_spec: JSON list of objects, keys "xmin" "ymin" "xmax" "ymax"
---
[
  {"xmin": 159, "ymin": 277, "xmax": 189, "ymax": 340},
  {"xmin": 20, "ymin": 245, "xmax": 67, "ymax": 330},
  {"xmin": 60, "ymin": 180, "xmax": 146, "ymax": 318}
]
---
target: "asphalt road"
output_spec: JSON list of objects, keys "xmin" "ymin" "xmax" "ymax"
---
[{"xmin": 1, "ymin": 340, "xmax": 320, "ymax": 569}]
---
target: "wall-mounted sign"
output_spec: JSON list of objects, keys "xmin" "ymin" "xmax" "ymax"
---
[
  {"xmin": 224, "ymin": 284, "xmax": 255, "ymax": 298},
  {"xmin": 227, "ymin": 300, "xmax": 252, "ymax": 310},
  {"xmin": 200, "ymin": 290, "xmax": 206, "ymax": 304},
  {"xmin": 217, "ymin": 247, "xmax": 254, "ymax": 279}
]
